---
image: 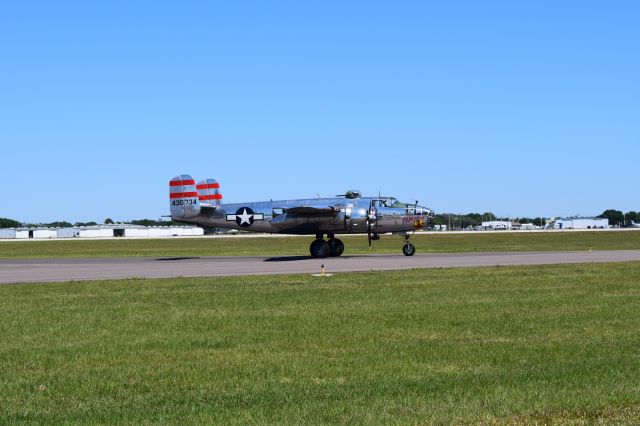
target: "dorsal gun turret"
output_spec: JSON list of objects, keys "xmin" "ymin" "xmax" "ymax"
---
[{"xmin": 336, "ymin": 190, "xmax": 362, "ymax": 199}]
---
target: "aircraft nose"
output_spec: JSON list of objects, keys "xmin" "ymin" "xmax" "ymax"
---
[{"xmin": 418, "ymin": 206, "xmax": 435, "ymax": 218}]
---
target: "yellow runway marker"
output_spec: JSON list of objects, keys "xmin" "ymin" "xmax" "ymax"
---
[{"xmin": 312, "ymin": 264, "xmax": 333, "ymax": 277}]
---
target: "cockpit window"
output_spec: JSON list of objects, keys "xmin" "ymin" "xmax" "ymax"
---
[
  {"xmin": 377, "ymin": 197, "xmax": 415, "ymax": 209},
  {"xmin": 377, "ymin": 198, "xmax": 396, "ymax": 207},
  {"xmin": 388, "ymin": 198, "xmax": 407, "ymax": 208}
]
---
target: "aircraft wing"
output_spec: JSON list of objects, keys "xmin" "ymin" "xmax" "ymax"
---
[
  {"xmin": 269, "ymin": 204, "xmax": 343, "ymax": 232},
  {"xmin": 285, "ymin": 206, "xmax": 339, "ymax": 217},
  {"xmin": 200, "ymin": 204, "xmax": 218, "ymax": 212},
  {"xmin": 194, "ymin": 204, "xmax": 219, "ymax": 220}
]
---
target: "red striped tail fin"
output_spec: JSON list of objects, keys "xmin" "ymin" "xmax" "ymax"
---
[
  {"xmin": 170, "ymin": 175, "xmax": 201, "ymax": 220},
  {"xmin": 196, "ymin": 179, "xmax": 222, "ymax": 206}
]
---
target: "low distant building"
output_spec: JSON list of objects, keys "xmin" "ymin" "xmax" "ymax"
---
[
  {"xmin": 554, "ymin": 218, "xmax": 609, "ymax": 230},
  {"xmin": 78, "ymin": 227, "xmax": 115, "ymax": 238},
  {"xmin": 69, "ymin": 224, "xmax": 205, "ymax": 238},
  {"xmin": 0, "ymin": 229, "xmax": 29, "ymax": 239},
  {"xmin": 1, "ymin": 224, "xmax": 204, "ymax": 240},
  {"xmin": 32, "ymin": 229, "xmax": 57, "ymax": 239},
  {"xmin": 57, "ymin": 228, "xmax": 81, "ymax": 238},
  {"xmin": 481, "ymin": 221, "xmax": 512, "ymax": 230},
  {"xmin": 519, "ymin": 223, "xmax": 540, "ymax": 231},
  {"xmin": 0, "ymin": 228, "xmax": 56, "ymax": 239}
]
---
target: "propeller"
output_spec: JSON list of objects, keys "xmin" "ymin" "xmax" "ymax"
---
[{"xmin": 366, "ymin": 199, "xmax": 377, "ymax": 247}]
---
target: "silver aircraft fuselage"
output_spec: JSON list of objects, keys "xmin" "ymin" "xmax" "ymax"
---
[
  {"xmin": 175, "ymin": 196, "xmax": 433, "ymax": 235},
  {"xmin": 169, "ymin": 175, "xmax": 434, "ymax": 257}
]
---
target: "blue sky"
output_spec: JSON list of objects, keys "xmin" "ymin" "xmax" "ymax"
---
[{"xmin": 1, "ymin": 1, "xmax": 638, "ymax": 223}]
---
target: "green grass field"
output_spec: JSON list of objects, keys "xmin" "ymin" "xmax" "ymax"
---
[
  {"xmin": 1, "ymin": 230, "xmax": 639, "ymax": 259},
  {"xmin": 2, "ymin": 263, "xmax": 640, "ymax": 424}
]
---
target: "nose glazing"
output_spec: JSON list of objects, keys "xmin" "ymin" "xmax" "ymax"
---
[{"xmin": 417, "ymin": 206, "xmax": 435, "ymax": 218}]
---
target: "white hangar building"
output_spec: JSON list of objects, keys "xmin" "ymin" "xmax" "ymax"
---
[
  {"xmin": 554, "ymin": 218, "xmax": 609, "ymax": 230},
  {"xmin": 0, "ymin": 228, "xmax": 57, "ymax": 239},
  {"xmin": 481, "ymin": 221, "xmax": 513, "ymax": 230},
  {"xmin": 0, "ymin": 225, "xmax": 204, "ymax": 240}
]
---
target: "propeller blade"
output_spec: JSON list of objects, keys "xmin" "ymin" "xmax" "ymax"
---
[{"xmin": 367, "ymin": 199, "xmax": 375, "ymax": 247}]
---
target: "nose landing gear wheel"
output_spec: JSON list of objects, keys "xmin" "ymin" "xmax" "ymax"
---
[
  {"xmin": 328, "ymin": 238, "xmax": 344, "ymax": 257},
  {"xmin": 403, "ymin": 243, "xmax": 416, "ymax": 256},
  {"xmin": 310, "ymin": 239, "xmax": 330, "ymax": 258}
]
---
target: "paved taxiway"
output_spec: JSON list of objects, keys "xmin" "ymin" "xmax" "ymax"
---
[{"xmin": 2, "ymin": 250, "xmax": 640, "ymax": 284}]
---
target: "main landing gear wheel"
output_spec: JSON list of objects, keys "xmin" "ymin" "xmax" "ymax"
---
[
  {"xmin": 310, "ymin": 239, "xmax": 330, "ymax": 258},
  {"xmin": 403, "ymin": 243, "xmax": 416, "ymax": 256},
  {"xmin": 328, "ymin": 239, "xmax": 344, "ymax": 257}
]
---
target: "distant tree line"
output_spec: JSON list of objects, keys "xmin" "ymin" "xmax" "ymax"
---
[
  {"xmin": 0, "ymin": 218, "xmax": 21, "ymax": 228},
  {"xmin": 2, "ymin": 210, "xmax": 639, "ymax": 229},
  {"xmin": 597, "ymin": 210, "xmax": 639, "ymax": 227},
  {"xmin": 431, "ymin": 213, "xmax": 545, "ymax": 229},
  {"xmin": 430, "ymin": 209, "xmax": 639, "ymax": 230},
  {"xmin": 130, "ymin": 219, "xmax": 188, "ymax": 227}
]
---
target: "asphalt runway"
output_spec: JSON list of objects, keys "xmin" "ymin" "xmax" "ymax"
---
[{"xmin": 2, "ymin": 250, "xmax": 640, "ymax": 284}]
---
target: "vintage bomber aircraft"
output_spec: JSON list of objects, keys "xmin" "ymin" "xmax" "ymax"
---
[{"xmin": 169, "ymin": 175, "xmax": 434, "ymax": 258}]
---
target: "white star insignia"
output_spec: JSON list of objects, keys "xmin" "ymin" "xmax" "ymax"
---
[{"xmin": 237, "ymin": 208, "xmax": 253, "ymax": 225}]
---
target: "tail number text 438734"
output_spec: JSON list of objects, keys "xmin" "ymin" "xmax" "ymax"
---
[{"xmin": 171, "ymin": 199, "xmax": 197, "ymax": 206}]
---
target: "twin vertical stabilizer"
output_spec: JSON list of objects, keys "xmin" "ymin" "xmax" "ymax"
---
[
  {"xmin": 169, "ymin": 175, "xmax": 201, "ymax": 219},
  {"xmin": 170, "ymin": 175, "xmax": 223, "ymax": 220},
  {"xmin": 197, "ymin": 179, "xmax": 222, "ymax": 206}
]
